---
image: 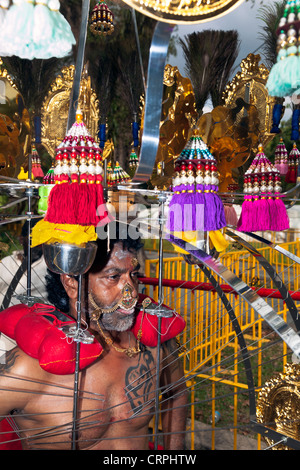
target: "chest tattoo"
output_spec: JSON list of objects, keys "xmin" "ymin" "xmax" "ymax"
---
[{"xmin": 124, "ymin": 348, "xmax": 155, "ymax": 415}]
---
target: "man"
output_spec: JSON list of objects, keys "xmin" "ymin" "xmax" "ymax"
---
[{"xmin": 0, "ymin": 227, "xmax": 187, "ymax": 450}]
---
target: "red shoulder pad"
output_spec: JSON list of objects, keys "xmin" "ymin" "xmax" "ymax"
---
[
  {"xmin": 0, "ymin": 303, "xmax": 102, "ymax": 375},
  {"xmin": 0, "ymin": 303, "xmax": 33, "ymax": 338},
  {"xmin": 132, "ymin": 296, "xmax": 185, "ymax": 347}
]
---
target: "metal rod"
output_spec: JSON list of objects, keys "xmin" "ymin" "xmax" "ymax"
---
[
  {"xmin": 154, "ymin": 194, "xmax": 166, "ymax": 449},
  {"xmin": 71, "ymin": 274, "xmax": 83, "ymax": 450},
  {"xmin": 25, "ymin": 187, "xmax": 34, "ymax": 299},
  {"xmin": 131, "ymin": 8, "xmax": 146, "ymax": 94},
  {"xmin": 67, "ymin": 0, "xmax": 90, "ymax": 131}
]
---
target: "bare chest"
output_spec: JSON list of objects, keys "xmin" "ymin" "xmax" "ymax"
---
[{"xmin": 18, "ymin": 346, "xmax": 158, "ymax": 449}]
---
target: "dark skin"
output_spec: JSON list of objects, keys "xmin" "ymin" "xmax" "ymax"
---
[{"xmin": 0, "ymin": 242, "xmax": 187, "ymax": 450}]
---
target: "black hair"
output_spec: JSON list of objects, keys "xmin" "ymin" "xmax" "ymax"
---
[{"xmin": 45, "ymin": 222, "xmax": 143, "ymax": 313}]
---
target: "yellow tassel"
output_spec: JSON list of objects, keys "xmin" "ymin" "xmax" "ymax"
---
[
  {"xmin": 209, "ymin": 230, "xmax": 229, "ymax": 252},
  {"xmin": 169, "ymin": 230, "xmax": 228, "ymax": 254},
  {"xmin": 31, "ymin": 220, "xmax": 97, "ymax": 247}
]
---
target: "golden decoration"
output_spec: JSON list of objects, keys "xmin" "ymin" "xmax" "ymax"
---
[
  {"xmin": 222, "ymin": 53, "xmax": 281, "ymax": 146},
  {"xmin": 41, "ymin": 65, "xmax": 99, "ymax": 158},
  {"xmin": 197, "ymin": 53, "xmax": 279, "ymax": 192},
  {"xmin": 149, "ymin": 64, "xmax": 198, "ymax": 188},
  {"xmin": 256, "ymin": 362, "xmax": 300, "ymax": 450},
  {"xmin": 121, "ymin": 0, "xmax": 245, "ymax": 24},
  {"xmin": 0, "ymin": 59, "xmax": 31, "ymax": 178}
]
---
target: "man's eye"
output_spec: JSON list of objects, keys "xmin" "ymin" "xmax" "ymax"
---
[{"xmin": 108, "ymin": 274, "xmax": 120, "ymax": 280}]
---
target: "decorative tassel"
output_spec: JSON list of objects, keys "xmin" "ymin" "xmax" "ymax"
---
[
  {"xmin": 128, "ymin": 149, "xmax": 139, "ymax": 170},
  {"xmin": 291, "ymin": 107, "xmax": 300, "ymax": 140},
  {"xmin": 285, "ymin": 141, "xmax": 300, "ymax": 183},
  {"xmin": 274, "ymin": 137, "xmax": 289, "ymax": 175},
  {"xmin": 132, "ymin": 121, "xmax": 139, "ymax": 148},
  {"xmin": 266, "ymin": 2, "xmax": 300, "ymax": 98},
  {"xmin": 31, "ymin": 145, "xmax": 44, "ymax": 179},
  {"xmin": 270, "ymin": 102, "xmax": 284, "ymax": 133},
  {"xmin": 89, "ymin": 1, "xmax": 114, "ymax": 36},
  {"xmin": 32, "ymin": 109, "xmax": 110, "ymax": 247},
  {"xmin": 34, "ymin": 116, "xmax": 42, "ymax": 144},
  {"xmin": 37, "ymin": 184, "xmax": 54, "ymax": 215},
  {"xmin": 224, "ymin": 204, "xmax": 238, "ymax": 226},
  {"xmin": 98, "ymin": 122, "xmax": 106, "ymax": 149},
  {"xmin": 0, "ymin": 0, "xmax": 75, "ymax": 59},
  {"xmin": 237, "ymin": 144, "xmax": 289, "ymax": 232},
  {"xmin": 166, "ymin": 132, "xmax": 226, "ymax": 247},
  {"xmin": 0, "ymin": 0, "xmax": 9, "ymax": 27}
]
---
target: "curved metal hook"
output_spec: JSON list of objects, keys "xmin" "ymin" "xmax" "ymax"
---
[
  {"xmin": 168, "ymin": 234, "xmax": 300, "ymax": 360},
  {"xmin": 199, "ymin": 264, "xmax": 257, "ymax": 420},
  {"xmin": 226, "ymin": 228, "xmax": 300, "ymax": 332},
  {"xmin": 234, "ymin": 228, "xmax": 300, "ymax": 265}
]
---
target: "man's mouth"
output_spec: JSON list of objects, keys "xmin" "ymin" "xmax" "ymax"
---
[
  {"xmin": 116, "ymin": 306, "xmax": 136, "ymax": 315},
  {"xmin": 116, "ymin": 298, "xmax": 138, "ymax": 315}
]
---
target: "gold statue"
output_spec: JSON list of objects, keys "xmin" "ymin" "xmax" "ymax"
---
[
  {"xmin": 197, "ymin": 54, "xmax": 279, "ymax": 192},
  {"xmin": 150, "ymin": 64, "xmax": 198, "ymax": 188},
  {"xmin": 0, "ymin": 59, "xmax": 31, "ymax": 178}
]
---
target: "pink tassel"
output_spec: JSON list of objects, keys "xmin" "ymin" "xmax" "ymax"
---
[
  {"xmin": 256, "ymin": 195, "xmax": 271, "ymax": 231},
  {"xmin": 275, "ymin": 163, "xmax": 288, "ymax": 175},
  {"xmin": 224, "ymin": 204, "xmax": 238, "ymax": 226},
  {"xmin": 271, "ymin": 195, "xmax": 289, "ymax": 231},
  {"xmin": 237, "ymin": 195, "xmax": 253, "ymax": 231}
]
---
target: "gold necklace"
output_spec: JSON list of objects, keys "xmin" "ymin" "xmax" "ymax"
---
[{"xmin": 96, "ymin": 319, "xmax": 143, "ymax": 358}]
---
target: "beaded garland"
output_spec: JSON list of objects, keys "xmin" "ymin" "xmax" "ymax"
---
[{"xmin": 54, "ymin": 110, "xmax": 104, "ymax": 185}]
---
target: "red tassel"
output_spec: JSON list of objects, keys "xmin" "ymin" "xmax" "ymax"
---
[
  {"xmin": 45, "ymin": 183, "xmax": 77, "ymax": 225},
  {"xmin": 285, "ymin": 167, "xmax": 297, "ymax": 183}
]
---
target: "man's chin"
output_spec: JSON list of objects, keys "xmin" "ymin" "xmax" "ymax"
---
[{"xmin": 100, "ymin": 309, "xmax": 136, "ymax": 332}]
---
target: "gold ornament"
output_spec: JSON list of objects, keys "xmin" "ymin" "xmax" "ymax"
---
[
  {"xmin": 0, "ymin": 59, "xmax": 31, "ymax": 178},
  {"xmin": 198, "ymin": 53, "xmax": 280, "ymax": 192},
  {"xmin": 41, "ymin": 65, "xmax": 99, "ymax": 158},
  {"xmin": 121, "ymin": 0, "xmax": 245, "ymax": 24},
  {"xmin": 256, "ymin": 362, "xmax": 300, "ymax": 450}
]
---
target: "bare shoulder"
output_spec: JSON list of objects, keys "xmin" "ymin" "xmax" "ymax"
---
[
  {"xmin": 0, "ymin": 347, "xmax": 47, "ymax": 386},
  {"xmin": 0, "ymin": 347, "xmax": 49, "ymax": 415}
]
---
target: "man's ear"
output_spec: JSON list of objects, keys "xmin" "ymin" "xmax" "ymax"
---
[{"xmin": 60, "ymin": 274, "xmax": 78, "ymax": 300}]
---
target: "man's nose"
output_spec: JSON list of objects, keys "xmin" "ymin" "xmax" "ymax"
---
[{"xmin": 122, "ymin": 276, "xmax": 138, "ymax": 297}]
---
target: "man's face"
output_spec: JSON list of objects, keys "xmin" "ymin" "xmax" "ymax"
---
[{"xmin": 88, "ymin": 243, "xmax": 140, "ymax": 332}]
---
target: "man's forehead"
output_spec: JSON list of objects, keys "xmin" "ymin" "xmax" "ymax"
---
[{"xmin": 101, "ymin": 242, "xmax": 138, "ymax": 269}]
